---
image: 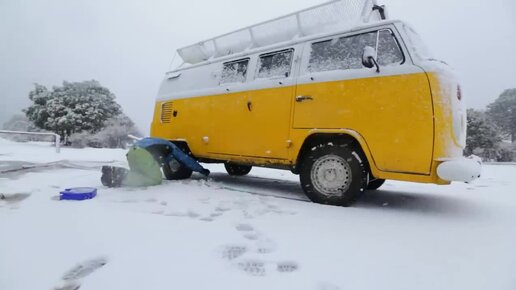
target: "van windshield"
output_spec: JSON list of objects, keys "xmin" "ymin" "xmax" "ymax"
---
[{"xmin": 402, "ymin": 24, "xmax": 433, "ymax": 61}]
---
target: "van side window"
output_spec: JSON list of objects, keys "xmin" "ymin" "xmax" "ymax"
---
[
  {"xmin": 256, "ymin": 49, "xmax": 294, "ymax": 79},
  {"xmin": 308, "ymin": 32, "xmax": 376, "ymax": 72},
  {"xmin": 221, "ymin": 59, "xmax": 249, "ymax": 84},
  {"xmin": 377, "ymin": 30, "xmax": 404, "ymax": 66}
]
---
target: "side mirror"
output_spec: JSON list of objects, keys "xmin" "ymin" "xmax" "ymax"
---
[{"xmin": 362, "ymin": 46, "xmax": 380, "ymax": 73}]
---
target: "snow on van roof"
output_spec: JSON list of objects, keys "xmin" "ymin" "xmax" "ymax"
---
[{"xmin": 177, "ymin": 0, "xmax": 385, "ymax": 65}]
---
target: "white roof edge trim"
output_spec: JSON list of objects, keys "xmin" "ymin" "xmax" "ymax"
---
[
  {"xmin": 176, "ymin": 0, "xmax": 385, "ymax": 65},
  {"xmin": 167, "ymin": 19, "xmax": 403, "ymax": 74}
]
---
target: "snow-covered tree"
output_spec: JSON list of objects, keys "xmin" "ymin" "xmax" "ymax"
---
[
  {"xmin": 96, "ymin": 114, "xmax": 141, "ymax": 148},
  {"xmin": 487, "ymin": 88, "xmax": 516, "ymax": 143},
  {"xmin": 25, "ymin": 84, "xmax": 52, "ymax": 130},
  {"xmin": 465, "ymin": 109, "xmax": 502, "ymax": 160},
  {"xmin": 69, "ymin": 114, "xmax": 141, "ymax": 149},
  {"xmin": 24, "ymin": 81, "xmax": 121, "ymax": 140}
]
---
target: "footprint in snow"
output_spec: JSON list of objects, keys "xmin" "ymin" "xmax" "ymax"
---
[
  {"xmin": 236, "ymin": 260, "xmax": 299, "ymax": 276},
  {"xmin": 243, "ymin": 233, "xmax": 260, "ymax": 241},
  {"xmin": 54, "ymin": 282, "xmax": 80, "ymax": 290},
  {"xmin": 120, "ymin": 199, "xmax": 138, "ymax": 203},
  {"xmin": 198, "ymin": 210, "xmax": 225, "ymax": 222},
  {"xmin": 61, "ymin": 257, "xmax": 108, "ymax": 280},
  {"xmin": 221, "ymin": 245, "xmax": 247, "ymax": 260},
  {"xmin": 276, "ymin": 261, "xmax": 299, "ymax": 273},
  {"xmin": 266, "ymin": 203, "xmax": 280, "ymax": 210},
  {"xmin": 164, "ymin": 211, "xmax": 187, "ymax": 217},
  {"xmin": 235, "ymin": 224, "xmax": 264, "ymax": 243},
  {"xmin": 163, "ymin": 210, "xmax": 200, "ymax": 219},
  {"xmin": 210, "ymin": 212, "xmax": 223, "ymax": 218},
  {"xmin": 187, "ymin": 210, "xmax": 201, "ymax": 218},
  {"xmin": 54, "ymin": 257, "xmax": 108, "ymax": 290},
  {"xmin": 215, "ymin": 206, "xmax": 232, "ymax": 212},
  {"xmin": 316, "ymin": 282, "xmax": 341, "ymax": 290},
  {"xmin": 237, "ymin": 260, "xmax": 266, "ymax": 276},
  {"xmin": 235, "ymin": 223, "xmax": 254, "ymax": 232}
]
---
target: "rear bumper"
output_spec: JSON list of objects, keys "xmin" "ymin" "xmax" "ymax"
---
[{"xmin": 436, "ymin": 156, "xmax": 482, "ymax": 183}]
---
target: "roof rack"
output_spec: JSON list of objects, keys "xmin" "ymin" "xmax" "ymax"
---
[{"xmin": 177, "ymin": 0, "xmax": 386, "ymax": 65}]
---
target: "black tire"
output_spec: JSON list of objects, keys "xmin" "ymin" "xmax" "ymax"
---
[
  {"xmin": 299, "ymin": 144, "xmax": 368, "ymax": 206},
  {"xmin": 162, "ymin": 158, "xmax": 193, "ymax": 180},
  {"xmin": 224, "ymin": 163, "xmax": 252, "ymax": 176},
  {"xmin": 367, "ymin": 179, "xmax": 385, "ymax": 190}
]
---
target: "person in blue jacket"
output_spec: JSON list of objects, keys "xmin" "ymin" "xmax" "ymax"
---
[{"xmin": 101, "ymin": 137, "xmax": 209, "ymax": 188}]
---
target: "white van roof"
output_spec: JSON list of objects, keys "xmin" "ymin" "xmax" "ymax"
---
[{"xmin": 177, "ymin": 0, "xmax": 386, "ymax": 65}]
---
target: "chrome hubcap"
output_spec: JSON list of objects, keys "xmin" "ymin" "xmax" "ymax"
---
[{"xmin": 311, "ymin": 155, "xmax": 351, "ymax": 197}]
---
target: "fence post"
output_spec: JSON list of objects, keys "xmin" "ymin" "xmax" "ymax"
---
[{"xmin": 55, "ymin": 134, "xmax": 61, "ymax": 153}]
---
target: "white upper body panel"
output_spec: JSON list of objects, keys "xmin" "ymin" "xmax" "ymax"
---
[{"xmin": 156, "ymin": 19, "xmax": 433, "ymax": 102}]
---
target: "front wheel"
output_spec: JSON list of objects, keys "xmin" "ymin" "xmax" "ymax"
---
[
  {"xmin": 299, "ymin": 144, "xmax": 367, "ymax": 206},
  {"xmin": 162, "ymin": 158, "xmax": 193, "ymax": 180},
  {"xmin": 224, "ymin": 163, "xmax": 252, "ymax": 176}
]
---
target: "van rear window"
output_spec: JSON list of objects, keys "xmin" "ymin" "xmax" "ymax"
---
[{"xmin": 221, "ymin": 59, "xmax": 249, "ymax": 84}]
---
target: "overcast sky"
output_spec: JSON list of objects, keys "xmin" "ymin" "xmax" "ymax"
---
[{"xmin": 1, "ymin": 0, "xmax": 515, "ymax": 133}]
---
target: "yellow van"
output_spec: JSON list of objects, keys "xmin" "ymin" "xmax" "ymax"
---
[{"xmin": 151, "ymin": 0, "xmax": 481, "ymax": 205}]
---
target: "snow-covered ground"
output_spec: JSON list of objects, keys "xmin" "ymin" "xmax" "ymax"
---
[{"xmin": 1, "ymin": 139, "xmax": 516, "ymax": 290}]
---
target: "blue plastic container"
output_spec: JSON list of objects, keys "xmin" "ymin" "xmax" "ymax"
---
[{"xmin": 60, "ymin": 187, "xmax": 97, "ymax": 201}]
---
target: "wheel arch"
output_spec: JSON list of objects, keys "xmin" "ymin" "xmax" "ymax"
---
[
  {"xmin": 142, "ymin": 140, "xmax": 194, "ymax": 166},
  {"xmin": 293, "ymin": 131, "xmax": 379, "ymax": 177},
  {"xmin": 170, "ymin": 140, "xmax": 192, "ymax": 155}
]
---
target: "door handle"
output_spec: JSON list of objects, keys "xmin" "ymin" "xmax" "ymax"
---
[{"xmin": 296, "ymin": 95, "xmax": 314, "ymax": 102}]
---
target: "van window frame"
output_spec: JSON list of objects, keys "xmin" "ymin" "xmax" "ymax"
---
[
  {"xmin": 255, "ymin": 48, "xmax": 295, "ymax": 80},
  {"xmin": 376, "ymin": 28, "xmax": 406, "ymax": 66},
  {"xmin": 220, "ymin": 57, "xmax": 250, "ymax": 85},
  {"xmin": 305, "ymin": 27, "xmax": 406, "ymax": 73}
]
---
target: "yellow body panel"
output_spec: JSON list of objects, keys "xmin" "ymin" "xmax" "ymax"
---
[
  {"xmin": 151, "ymin": 71, "xmax": 461, "ymax": 185},
  {"xmin": 210, "ymin": 85, "xmax": 294, "ymax": 159},
  {"xmin": 293, "ymin": 73, "xmax": 434, "ymax": 174},
  {"xmin": 151, "ymin": 96, "xmax": 212, "ymax": 156}
]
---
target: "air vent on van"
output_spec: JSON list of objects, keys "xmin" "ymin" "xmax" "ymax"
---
[{"xmin": 161, "ymin": 102, "xmax": 173, "ymax": 123}]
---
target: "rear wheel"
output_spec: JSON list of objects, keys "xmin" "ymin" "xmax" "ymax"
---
[
  {"xmin": 299, "ymin": 144, "xmax": 367, "ymax": 206},
  {"xmin": 162, "ymin": 158, "xmax": 193, "ymax": 180},
  {"xmin": 367, "ymin": 179, "xmax": 385, "ymax": 190},
  {"xmin": 224, "ymin": 163, "xmax": 252, "ymax": 176}
]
